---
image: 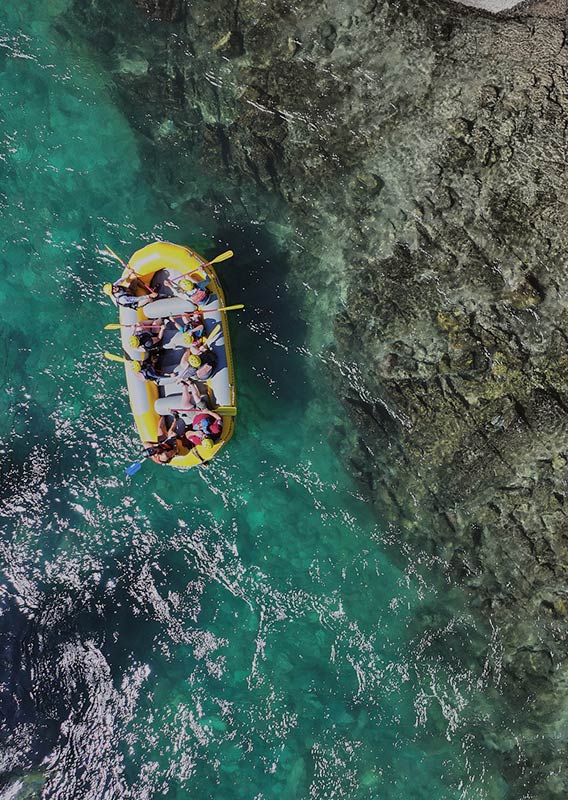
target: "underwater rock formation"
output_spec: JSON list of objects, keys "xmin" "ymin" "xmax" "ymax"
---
[{"xmin": 66, "ymin": 0, "xmax": 568, "ymax": 794}]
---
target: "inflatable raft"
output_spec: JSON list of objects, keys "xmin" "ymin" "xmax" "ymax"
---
[{"xmin": 116, "ymin": 241, "xmax": 236, "ymax": 468}]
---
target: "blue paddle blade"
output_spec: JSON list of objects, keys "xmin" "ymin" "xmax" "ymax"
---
[{"xmin": 124, "ymin": 461, "xmax": 143, "ymax": 476}]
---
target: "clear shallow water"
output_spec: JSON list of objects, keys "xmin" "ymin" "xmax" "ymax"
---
[{"xmin": 0, "ymin": 2, "xmax": 515, "ymax": 798}]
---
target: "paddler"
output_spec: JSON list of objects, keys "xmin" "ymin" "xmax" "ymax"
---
[
  {"xmin": 176, "ymin": 380, "xmax": 210, "ymax": 412},
  {"xmin": 163, "ymin": 275, "xmax": 210, "ymax": 306},
  {"xmin": 142, "ymin": 416, "xmax": 180, "ymax": 464},
  {"xmin": 102, "ymin": 278, "xmax": 158, "ymax": 308},
  {"xmin": 183, "ymin": 409, "xmax": 223, "ymax": 449},
  {"xmin": 129, "ymin": 321, "xmax": 166, "ymax": 355},
  {"xmin": 172, "ymin": 350, "xmax": 217, "ymax": 382},
  {"xmin": 130, "ymin": 357, "xmax": 173, "ymax": 386}
]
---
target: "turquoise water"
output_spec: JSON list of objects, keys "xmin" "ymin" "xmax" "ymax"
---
[{"xmin": 0, "ymin": 3, "xmax": 516, "ymax": 798}]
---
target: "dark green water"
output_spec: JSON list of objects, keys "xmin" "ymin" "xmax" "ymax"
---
[{"xmin": 0, "ymin": 2, "xmax": 517, "ymax": 798}]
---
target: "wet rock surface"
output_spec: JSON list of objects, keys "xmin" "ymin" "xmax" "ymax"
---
[{"xmin": 66, "ymin": 0, "xmax": 568, "ymax": 794}]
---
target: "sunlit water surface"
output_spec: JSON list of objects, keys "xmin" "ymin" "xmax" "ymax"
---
[{"xmin": 0, "ymin": 2, "xmax": 515, "ymax": 798}]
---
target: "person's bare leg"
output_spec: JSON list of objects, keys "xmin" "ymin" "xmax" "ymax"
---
[{"xmin": 180, "ymin": 384, "xmax": 196, "ymax": 409}]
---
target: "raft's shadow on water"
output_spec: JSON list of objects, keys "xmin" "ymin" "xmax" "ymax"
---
[{"xmin": 211, "ymin": 216, "xmax": 310, "ymax": 411}]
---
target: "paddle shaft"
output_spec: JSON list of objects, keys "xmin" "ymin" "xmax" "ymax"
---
[
  {"xmin": 171, "ymin": 250, "xmax": 233, "ymax": 284},
  {"xmin": 105, "ymin": 306, "xmax": 243, "ymax": 332},
  {"xmin": 171, "ymin": 406, "xmax": 236, "ymax": 416},
  {"xmin": 105, "ymin": 245, "xmax": 154, "ymax": 293},
  {"xmin": 169, "ymin": 304, "xmax": 244, "ymax": 317}
]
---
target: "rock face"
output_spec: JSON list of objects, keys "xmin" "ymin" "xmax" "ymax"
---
[{"xmin": 66, "ymin": 0, "xmax": 568, "ymax": 794}]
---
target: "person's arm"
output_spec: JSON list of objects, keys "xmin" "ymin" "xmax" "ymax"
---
[
  {"xmin": 166, "ymin": 419, "xmax": 178, "ymax": 439},
  {"xmin": 190, "ymin": 383, "xmax": 201, "ymax": 402}
]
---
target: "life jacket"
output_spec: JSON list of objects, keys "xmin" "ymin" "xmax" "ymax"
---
[
  {"xmin": 184, "ymin": 284, "xmax": 209, "ymax": 304},
  {"xmin": 138, "ymin": 331, "xmax": 159, "ymax": 352},
  {"xmin": 114, "ymin": 286, "xmax": 141, "ymax": 308},
  {"xmin": 141, "ymin": 363, "xmax": 163, "ymax": 382},
  {"xmin": 144, "ymin": 436, "xmax": 177, "ymax": 462},
  {"xmin": 157, "ymin": 437, "xmax": 177, "ymax": 453}
]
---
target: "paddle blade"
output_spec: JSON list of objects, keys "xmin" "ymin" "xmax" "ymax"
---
[
  {"xmin": 125, "ymin": 461, "xmax": 143, "ymax": 476},
  {"xmin": 216, "ymin": 406, "xmax": 237, "ymax": 416},
  {"xmin": 104, "ymin": 324, "xmax": 122, "ymax": 330},
  {"xmin": 199, "ymin": 303, "xmax": 245, "ymax": 315},
  {"xmin": 103, "ymin": 351, "xmax": 126, "ymax": 363},
  {"xmin": 204, "ymin": 323, "xmax": 221, "ymax": 345},
  {"xmin": 105, "ymin": 244, "xmax": 126, "ymax": 266},
  {"xmin": 211, "ymin": 249, "xmax": 234, "ymax": 264}
]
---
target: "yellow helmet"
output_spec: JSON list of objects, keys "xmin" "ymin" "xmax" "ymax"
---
[
  {"xmin": 130, "ymin": 361, "xmax": 142, "ymax": 373},
  {"xmin": 129, "ymin": 335, "xmax": 141, "ymax": 348},
  {"xmin": 179, "ymin": 279, "xmax": 195, "ymax": 292},
  {"xmin": 188, "ymin": 354, "xmax": 201, "ymax": 368},
  {"xmin": 102, "ymin": 283, "xmax": 114, "ymax": 296},
  {"xmin": 201, "ymin": 437, "xmax": 214, "ymax": 450},
  {"xmin": 183, "ymin": 332, "xmax": 194, "ymax": 345}
]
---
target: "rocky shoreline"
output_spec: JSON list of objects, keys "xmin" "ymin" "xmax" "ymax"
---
[{"xmin": 66, "ymin": 0, "xmax": 568, "ymax": 795}]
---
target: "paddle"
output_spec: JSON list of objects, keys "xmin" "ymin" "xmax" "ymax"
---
[
  {"xmin": 103, "ymin": 351, "xmax": 127, "ymax": 363},
  {"xmin": 104, "ymin": 244, "xmax": 154, "ymax": 293},
  {"xmin": 124, "ymin": 434, "xmax": 180, "ymax": 476},
  {"xmin": 125, "ymin": 437, "xmax": 209, "ymax": 474},
  {"xmin": 103, "ymin": 305, "xmax": 244, "ymax": 332},
  {"xmin": 171, "ymin": 249, "xmax": 234, "ymax": 284},
  {"xmin": 104, "ymin": 322, "xmax": 162, "ymax": 330},
  {"xmin": 125, "ymin": 460, "xmax": 144, "ymax": 477},
  {"xmin": 194, "ymin": 303, "xmax": 244, "ymax": 315},
  {"xmin": 171, "ymin": 405, "xmax": 237, "ymax": 416},
  {"xmin": 204, "ymin": 323, "xmax": 221, "ymax": 346}
]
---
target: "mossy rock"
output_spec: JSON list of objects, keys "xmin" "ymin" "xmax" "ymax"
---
[
  {"xmin": 491, "ymin": 352, "xmax": 508, "ymax": 378},
  {"xmin": 451, "ymin": 351, "xmax": 476, "ymax": 371},
  {"xmin": 503, "ymin": 278, "xmax": 543, "ymax": 310},
  {"xmin": 437, "ymin": 308, "xmax": 466, "ymax": 332}
]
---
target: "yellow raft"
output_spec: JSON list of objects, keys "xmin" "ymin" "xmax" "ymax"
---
[{"xmin": 117, "ymin": 241, "xmax": 236, "ymax": 468}]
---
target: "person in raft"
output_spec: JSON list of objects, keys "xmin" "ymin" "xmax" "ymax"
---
[
  {"xmin": 163, "ymin": 275, "xmax": 210, "ymax": 306},
  {"xmin": 142, "ymin": 416, "xmax": 180, "ymax": 464},
  {"xmin": 183, "ymin": 410, "xmax": 223, "ymax": 449},
  {"xmin": 103, "ymin": 278, "xmax": 158, "ymax": 308},
  {"xmin": 172, "ymin": 350, "xmax": 217, "ymax": 382},
  {"xmin": 130, "ymin": 356, "xmax": 172, "ymax": 385},
  {"xmin": 183, "ymin": 330, "xmax": 208, "ymax": 357},
  {"xmin": 171, "ymin": 309, "xmax": 205, "ymax": 338},
  {"xmin": 162, "ymin": 310, "xmax": 207, "ymax": 353},
  {"xmin": 176, "ymin": 380, "xmax": 210, "ymax": 412},
  {"xmin": 129, "ymin": 321, "xmax": 166, "ymax": 354}
]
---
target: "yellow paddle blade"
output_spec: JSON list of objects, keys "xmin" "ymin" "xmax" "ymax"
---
[
  {"xmin": 216, "ymin": 406, "xmax": 237, "ymax": 416},
  {"xmin": 204, "ymin": 323, "xmax": 221, "ymax": 345},
  {"xmin": 103, "ymin": 351, "xmax": 126, "ymax": 363},
  {"xmin": 210, "ymin": 249, "xmax": 234, "ymax": 264},
  {"xmin": 196, "ymin": 303, "xmax": 244, "ymax": 314},
  {"xmin": 104, "ymin": 244, "xmax": 126, "ymax": 267},
  {"xmin": 104, "ymin": 324, "xmax": 123, "ymax": 330}
]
